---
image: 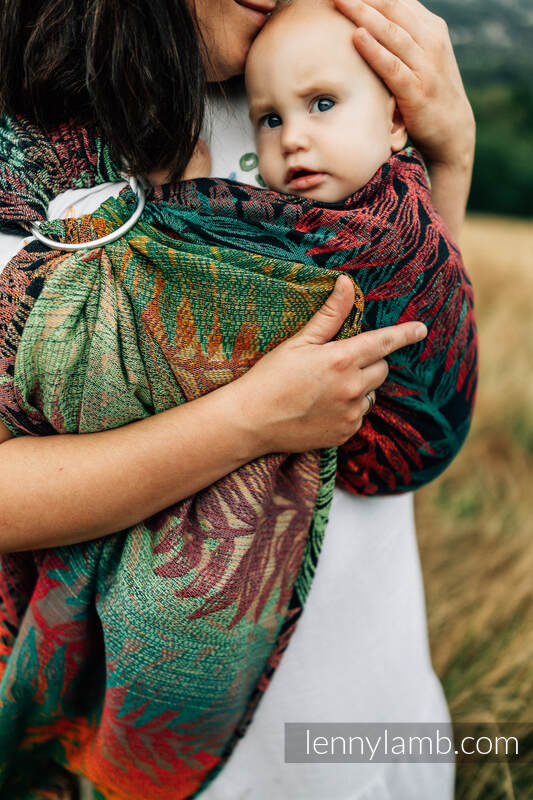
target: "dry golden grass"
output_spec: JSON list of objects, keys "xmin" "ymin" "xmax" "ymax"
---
[{"xmin": 415, "ymin": 215, "xmax": 533, "ymax": 799}]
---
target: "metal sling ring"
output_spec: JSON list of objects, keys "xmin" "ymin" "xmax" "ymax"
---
[{"xmin": 30, "ymin": 176, "xmax": 146, "ymax": 252}]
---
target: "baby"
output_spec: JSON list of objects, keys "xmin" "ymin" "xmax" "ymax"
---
[
  {"xmin": 244, "ymin": 0, "xmax": 408, "ymax": 203},
  {"xmin": 175, "ymin": 0, "xmax": 475, "ymax": 500},
  {"xmin": 232, "ymin": 0, "xmax": 476, "ymax": 495}
]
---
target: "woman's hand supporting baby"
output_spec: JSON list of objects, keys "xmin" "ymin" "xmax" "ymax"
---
[
  {"xmin": 333, "ymin": 0, "xmax": 476, "ymax": 242},
  {"xmin": 0, "ymin": 277, "xmax": 425, "ymax": 553},
  {"xmin": 229, "ymin": 275, "xmax": 427, "ymax": 453}
]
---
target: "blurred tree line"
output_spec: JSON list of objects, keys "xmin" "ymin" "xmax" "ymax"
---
[
  {"xmin": 467, "ymin": 83, "xmax": 533, "ymax": 218},
  {"xmin": 427, "ymin": 0, "xmax": 533, "ymax": 218}
]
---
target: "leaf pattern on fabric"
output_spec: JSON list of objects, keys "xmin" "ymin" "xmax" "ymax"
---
[{"xmin": 0, "ymin": 114, "xmax": 477, "ymax": 799}]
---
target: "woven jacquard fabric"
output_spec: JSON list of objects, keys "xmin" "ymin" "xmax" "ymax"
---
[{"xmin": 0, "ymin": 115, "xmax": 477, "ymax": 799}]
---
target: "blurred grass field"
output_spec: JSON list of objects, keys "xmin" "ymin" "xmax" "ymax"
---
[{"xmin": 415, "ymin": 215, "xmax": 533, "ymax": 799}]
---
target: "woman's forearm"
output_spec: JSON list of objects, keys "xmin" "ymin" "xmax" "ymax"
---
[
  {"xmin": 0, "ymin": 278, "xmax": 429, "ymax": 553},
  {"xmin": 427, "ymin": 140, "xmax": 475, "ymax": 244},
  {"xmin": 0, "ymin": 381, "xmax": 258, "ymax": 553}
]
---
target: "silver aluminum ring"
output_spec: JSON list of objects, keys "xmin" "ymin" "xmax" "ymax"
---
[
  {"xmin": 364, "ymin": 391, "xmax": 376, "ymax": 415},
  {"xmin": 30, "ymin": 175, "xmax": 145, "ymax": 252}
]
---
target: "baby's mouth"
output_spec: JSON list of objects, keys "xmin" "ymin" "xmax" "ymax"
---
[
  {"xmin": 286, "ymin": 167, "xmax": 314, "ymax": 181},
  {"xmin": 285, "ymin": 169, "xmax": 326, "ymax": 191}
]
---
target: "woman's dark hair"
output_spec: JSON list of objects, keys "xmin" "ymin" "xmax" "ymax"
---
[{"xmin": 0, "ymin": 0, "xmax": 207, "ymax": 180}]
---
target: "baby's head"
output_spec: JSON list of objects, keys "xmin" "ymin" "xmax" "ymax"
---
[{"xmin": 245, "ymin": 0, "xmax": 407, "ymax": 202}]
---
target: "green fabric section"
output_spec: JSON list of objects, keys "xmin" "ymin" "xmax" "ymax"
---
[{"xmin": 0, "ymin": 183, "xmax": 361, "ymax": 798}]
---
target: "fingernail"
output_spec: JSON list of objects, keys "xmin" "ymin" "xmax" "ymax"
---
[
  {"xmin": 333, "ymin": 276, "xmax": 345, "ymax": 294},
  {"xmin": 415, "ymin": 323, "xmax": 427, "ymax": 338}
]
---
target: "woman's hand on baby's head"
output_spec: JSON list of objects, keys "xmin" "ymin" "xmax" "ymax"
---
[
  {"xmin": 333, "ymin": 0, "xmax": 475, "ymax": 169},
  {"xmin": 231, "ymin": 275, "xmax": 427, "ymax": 455}
]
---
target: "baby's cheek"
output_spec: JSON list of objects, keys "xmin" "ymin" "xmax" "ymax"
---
[
  {"xmin": 256, "ymin": 145, "xmax": 276, "ymax": 190},
  {"xmin": 256, "ymin": 145, "xmax": 272, "ymax": 188}
]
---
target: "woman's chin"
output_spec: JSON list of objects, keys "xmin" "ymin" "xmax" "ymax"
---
[
  {"xmin": 206, "ymin": 46, "xmax": 250, "ymax": 83},
  {"xmin": 206, "ymin": 62, "xmax": 244, "ymax": 83},
  {"xmin": 207, "ymin": 3, "xmax": 272, "ymax": 82},
  {"xmin": 233, "ymin": 0, "xmax": 272, "ymax": 30}
]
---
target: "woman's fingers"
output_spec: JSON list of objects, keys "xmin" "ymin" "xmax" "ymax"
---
[
  {"xmin": 400, "ymin": 0, "xmax": 447, "ymax": 29},
  {"xmin": 334, "ymin": 0, "xmax": 424, "ymax": 70},
  {"xmin": 333, "ymin": 0, "xmax": 426, "ymax": 108},
  {"xmin": 362, "ymin": 390, "xmax": 376, "ymax": 416},
  {"xmin": 336, "ymin": 321, "xmax": 427, "ymax": 370},
  {"xmin": 299, "ymin": 274, "xmax": 356, "ymax": 346},
  {"xmin": 334, "ymin": 0, "xmax": 435, "ymax": 50},
  {"xmin": 335, "ymin": 0, "xmax": 474, "ymax": 173},
  {"xmin": 351, "ymin": 27, "xmax": 419, "ymax": 101},
  {"xmin": 353, "ymin": 358, "xmax": 389, "ymax": 398}
]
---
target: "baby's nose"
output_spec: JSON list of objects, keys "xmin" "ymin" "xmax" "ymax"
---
[{"xmin": 281, "ymin": 121, "xmax": 310, "ymax": 154}]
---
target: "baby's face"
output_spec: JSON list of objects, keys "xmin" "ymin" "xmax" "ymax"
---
[{"xmin": 245, "ymin": 0, "xmax": 406, "ymax": 202}]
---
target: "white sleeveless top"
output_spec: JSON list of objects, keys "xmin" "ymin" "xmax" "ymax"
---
[{"xmin": 0, "ymin": 87, "xmax": 454, "ymax": 800}]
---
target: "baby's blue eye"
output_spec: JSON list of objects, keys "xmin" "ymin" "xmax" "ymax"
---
[
  {"xmin": 261, "ymin": 113, "xmax": 282, "ymax": 129},
  {"xmin": 311, "ymin": 97, "xmax": 335, "ymax": 113}
]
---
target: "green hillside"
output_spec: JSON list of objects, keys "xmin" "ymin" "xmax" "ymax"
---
[
  {"xmin": 427, "ymin": 0, "xmax": 533, "ymax": 217},
  {"xmin": 428, "ymin": 0, "xmax": 533, "ymax": 87}
]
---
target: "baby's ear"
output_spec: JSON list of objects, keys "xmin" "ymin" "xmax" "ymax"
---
[{"xmin": 390, "ymin": 103, "xmax": 408, "ymax": 152}]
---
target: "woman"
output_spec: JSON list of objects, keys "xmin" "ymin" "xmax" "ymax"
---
[{"xmin": 0, "ymin": 0, "xmax": 476, "ymax": 798}]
